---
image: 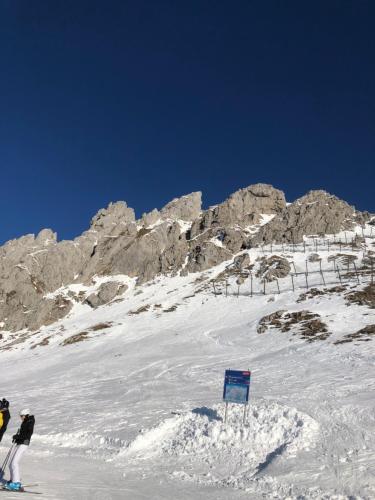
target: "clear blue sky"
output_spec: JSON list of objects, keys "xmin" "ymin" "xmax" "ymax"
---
[{"xmin": 1, "ymin": 1, "xmax": 374, "ymax": 243}]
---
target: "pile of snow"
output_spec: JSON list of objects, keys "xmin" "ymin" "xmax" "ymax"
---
[{"xmin": 120, "ymin": 400, "xmax": 319, "ymax": 484}]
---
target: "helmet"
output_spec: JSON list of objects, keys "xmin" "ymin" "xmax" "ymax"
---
[
  {"xmin": 20, "ymin": 408, "xmax": 30, "ymax": 416},
  {"xmin": 1, "ymin": 399, "xmax": 9, "ymax": 409}
]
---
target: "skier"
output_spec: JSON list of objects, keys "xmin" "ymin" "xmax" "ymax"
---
[
  {"xmin": 0, "ymin": 399, "xmax": 10, "ymax": 442},
  {"xmin": 4, "ymin": 409, "xmax": 35, "ymax": 492}
]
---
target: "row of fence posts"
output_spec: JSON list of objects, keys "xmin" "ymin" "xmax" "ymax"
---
[
  {"xmin": 261, "ymin": 229, "xmax": 374, "ymax": 255},
  {"xmin": 211, "ymin": 258, "xmax": 374, "ymax": 297}
]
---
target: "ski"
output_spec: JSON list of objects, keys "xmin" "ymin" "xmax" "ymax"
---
[{"xmin": 0, "ymin": 487, "xmax": 42, "ymax": 495}]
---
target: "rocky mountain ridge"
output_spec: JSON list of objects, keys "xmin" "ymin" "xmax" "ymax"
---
[{"xmin": 0, "ymin": 184, "xmax": 373, "ymax": 332}]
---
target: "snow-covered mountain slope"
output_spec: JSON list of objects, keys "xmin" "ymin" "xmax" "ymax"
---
[{"xmin": 0, "ymin": 225, "xmax": 374, "ymax": 499}]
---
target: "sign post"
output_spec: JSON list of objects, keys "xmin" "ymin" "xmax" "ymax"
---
[{"xmin": 222, "ymin": 369, "xmax": 251, "ymax": 424}]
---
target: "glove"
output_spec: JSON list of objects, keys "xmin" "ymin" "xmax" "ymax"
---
[{"xmin": 12, "ymin": 435, "xmax": 18, "ymax": 443}]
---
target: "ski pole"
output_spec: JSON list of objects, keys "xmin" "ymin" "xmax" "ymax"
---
[{"xmin": 0, "ymin": 443, "xmax": 15, "ymax": 477}]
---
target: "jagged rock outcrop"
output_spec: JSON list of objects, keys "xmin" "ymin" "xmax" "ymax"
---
[
  {"xmin": 257, "ymin": 256, "xmax": 291, "ymax": 282},
  {"xmin": 181, "ymin": 241, "xmax": 232, "ymax": 275},
  {"xmin": 160, "ymin": 192, "xmax": 202, "ymax": 221},
  {"xmin": 183, "ymin": 184, "xmax": 285, "ymax": 272},
  {"xmin": 91, "ymin": 201, "xmax": 135, "ymax": 231},
  {"xmin": 0, "ymin": 185, "xmax": 371, "ymax": 332},
  {"xmin": 233, "ymin": 253, "xmax": 251, "ymax": 270},
  {"xmin": 252, "ymin": 190, "xmax": 359, "ymax": 245},
  {"xmin": 0, "ymin": 229, "xmax": 89, "ymax": 332},
  {"xmin": 86, "ymin": 281, "xmax": 128, "ymax": 308},
  {"xmin": 141, "ymin": 192, "xmax": 202, "ymax": 227},
  {"xmin": 189, "ymin": 184, "xmax": 286, "ymax": 239}
]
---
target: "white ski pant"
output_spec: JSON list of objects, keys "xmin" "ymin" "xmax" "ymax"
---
[{"xmin": 9, "ymin": 444, "xmax": 28, "ymax": 483}]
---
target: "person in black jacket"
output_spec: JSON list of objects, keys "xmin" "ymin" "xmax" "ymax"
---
[
  {"xmin": 4, "ymin": 409, "xmax": 35, "ymax": 492},
  {"xmin": 0, "ymin": 399, "xmax": 10, "ymax": 442}
]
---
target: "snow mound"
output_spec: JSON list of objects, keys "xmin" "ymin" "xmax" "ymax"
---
[{"xmin": 120, "ymin": 400, "xmax": 319, "ymax": 481}]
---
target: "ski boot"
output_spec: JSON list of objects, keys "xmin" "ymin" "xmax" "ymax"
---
[{"xmin": 4, "ymin": 482, "xmax": 22, "ymax": 491}]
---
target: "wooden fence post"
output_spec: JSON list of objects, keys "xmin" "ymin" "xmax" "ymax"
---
[
  {"xmin": 353, "ymin": 262, "xmax": 360, "ymax": 284},
  {"xmin": 320, "ymin": 269, "xmax": 326, "ymax": 286},
  {"xmin": 305, "ymin": 272, "xmax": 309, "ymax": 289},
  {"xmin": 337, "ymin": 267, "xmax": 342, "ymax": 284}
]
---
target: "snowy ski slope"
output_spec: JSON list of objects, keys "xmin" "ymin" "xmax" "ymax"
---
[{"xmin": 0, "ymin": 226, "xmax": 374, "ymax": 499}]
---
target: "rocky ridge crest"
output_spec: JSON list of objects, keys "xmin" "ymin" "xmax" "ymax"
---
[{"xmin": 0, "ymin": 184, "xmax": 371, "ymax": 332}]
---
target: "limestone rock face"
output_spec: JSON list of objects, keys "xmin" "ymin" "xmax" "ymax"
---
[
  {"xmin": 252, "ymin": 190, "xmax": 358, "ymax": 245},
  {"xmin": 257, "ymin": 256, "xmax": 291, "ymax": 282},
  {"xmin": 0, "ymin": 186, "xmax": 371, "ymax": 332},
  {"xmin": 182, "ymin": 242, "xmax": 231, "ymax": 274},
  {"xmin": 233, "ymin": 253, "xmax": 251, "ymax": 270},
  {"xmin": 81, "ymin": 221, "xmax": 189, "ymax": 284},
  {"xmin": 86, "ymin": 281, "xmax": 128, "ymax": 308},
  {"xmin": 141, "ymin": 209, "xmax": 160, "ymax": 227},
  {"xmin": 183, "ymin": 184, "xmax": 286, "ymax": 273},
  {"xmin": 140, "ymin": 192, "xmax": 202, "ymax": 227},
  {"xmin": 0, "ymin": 230, "xmax": 88, "ymax": 332},
  {"xmin": 160, "ymin": 192, "xmax": 202, "ymax": 221},
  {"xmin": 90, "ymin": 201, "xmax": 135, "ymax": 231},
  {"xmin": 190, "ymin": 184, "xmax": 286, "ymax": 239}
]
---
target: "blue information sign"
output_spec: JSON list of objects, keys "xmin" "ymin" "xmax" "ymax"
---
[{"xmin": 223, "ymin": 369, "xmax": 251, "ymax": 404}]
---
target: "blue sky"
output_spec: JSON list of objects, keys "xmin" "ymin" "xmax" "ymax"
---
[{"xmin": 0, "ymin": 1, "xmax": 374, "ymax": 243}]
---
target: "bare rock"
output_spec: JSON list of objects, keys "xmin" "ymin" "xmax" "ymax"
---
[
  {"xmin": 233, "ymin": 253, "xmax": 251, "ymax": 270},
  {"xmin": 0, "ymin": 185, "xmax": 371, "ymax": 333},
  {"xmin": 257, "ymin": 255, "xmax": 291, "ymax": 282},
  {"xmin": 183, "ymin": 242, "xmax": 232, "ymax": 274},
  {"xmin": 253, "ymin": 190, "xmax": 358, "ymax": 245},
  {"xmin": 36, "ymin": 228, "xmax": 57, "ymax": 245},
  {"xmin": 258, "ymin": 309, "xmax": 329, "ymax": 342},
  {"xmin": 190, "ymin": 184, "xmax": 286, "ymax": 239},
  {"xmin": 346, "ymin": 285, "xmax": 375, "ymax": 309},
  {"xmin": 160, "ymin": 192, "xmax": 202, "ymax": 221},
  {"xmin": 90, "ymin": 201, "xmax": 135, "ymax": 231},
  {"xmin": 308, "ymin": 253, "xmax": 321, "ymax": 263},
  {"xmin": 141, "ymin": 209, "xmax": 160, "ymax": 227},
  {"xmin": 86, "ymin": 281, "xmax": 128, "ymax": 308}
]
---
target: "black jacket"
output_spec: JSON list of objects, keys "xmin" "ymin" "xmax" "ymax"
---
[
  {"xmin": 0, "ymin": 409, "xmax": 10, "ymax": 441},
  {"xmin": 13, "ymin": 415, "xmax": 35, "ymax": 446}
]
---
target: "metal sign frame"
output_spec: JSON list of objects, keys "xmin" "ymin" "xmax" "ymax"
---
[{"xmin": 223, "ymin": 369, "xmax": 251, "ymax": 423}]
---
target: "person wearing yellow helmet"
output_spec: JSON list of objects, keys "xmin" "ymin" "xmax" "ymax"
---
[{"xmin": 0, "ymin": 399, "xmax": 11, "ymax": 443}]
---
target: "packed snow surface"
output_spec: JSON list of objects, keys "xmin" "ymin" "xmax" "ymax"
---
[{"xmin": 0, "ymin": 226, "xmax": 374, "ymax": 499}]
